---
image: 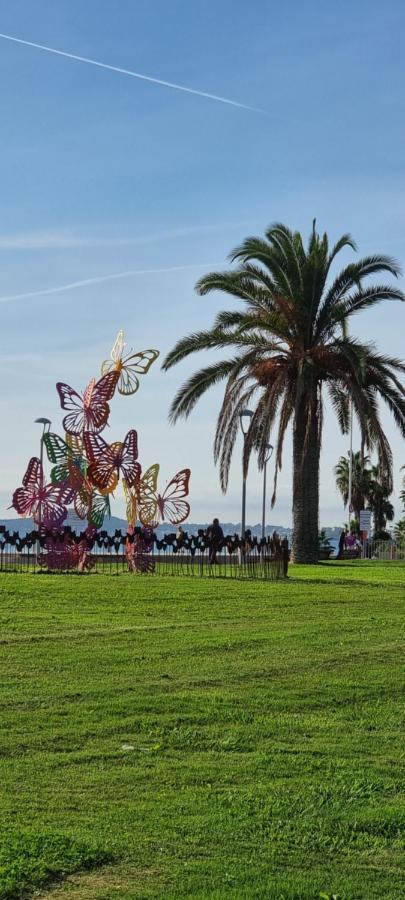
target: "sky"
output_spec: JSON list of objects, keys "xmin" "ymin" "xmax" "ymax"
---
[{"xmin": 0, "ymin": 0, "xmax": 404, "ymax": 527}]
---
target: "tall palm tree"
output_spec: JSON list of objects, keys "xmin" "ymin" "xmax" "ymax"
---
[
  {"xmin": 334, "ymin": 452, "xmax": 372, "ymax": 520},
  {"xmin": 162, "ymin": 222, "xmax": 405, "ymax": 562}
]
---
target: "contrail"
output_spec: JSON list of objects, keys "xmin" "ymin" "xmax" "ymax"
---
[
  {"xmin": 0, "ymin": 32, "xmax": 264, "ymax": 113},
  {"xmin": 0, "ymin": 262, "xmax": 220, "ymax": 304}
]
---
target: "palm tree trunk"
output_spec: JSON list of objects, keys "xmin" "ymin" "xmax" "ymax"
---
[{"xmin": 292, "ymin": 397, "xmax": 320, "ymax": 563}]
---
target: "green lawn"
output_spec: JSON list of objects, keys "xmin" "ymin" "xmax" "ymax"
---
[{"xmin": 0, "ymin": 562, "xmax": 404, "ymax": 899}]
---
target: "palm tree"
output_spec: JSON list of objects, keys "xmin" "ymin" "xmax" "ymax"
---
[
  {"xmin": 334, "ymin": 452, "xmax": 372, "ymax": 520},
  {"xmin": 334, "ymin": 455, "xmax": 394, "ymax": 533},
  {"xmin": 394, "ymin": 519, "xmax": 405, "ymax": 542},
  {"xmin": 162, "ymin": 222, "xmax": 405, "ymax": 563},
  {"xmin": 392, "ymin": 468, "xmax": 405, "ymax": 544},
  {"xmin": 368, "ymin": 464, "xmax": 395, "ymax": 535},
  {"xmin": 400, "ymin": 467, "xmax": 405, "ymax": 509}
]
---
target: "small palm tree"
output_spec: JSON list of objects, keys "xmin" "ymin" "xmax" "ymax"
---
[
  {"xmin": 335, "ymin": 455, "xmax": 395, "ymax": 533},
  {"xmin": 335, "ymin": 452, "xmax": 372, "ymax": 519},
  {"xmin": 163, "ymin": 222, "xmax": 405, "ymax": 562},
  {"xmin": 368, "ymin": 464, "xmax": 395, "ymax": 534},
  {"xmin": 394, "ymin": 518, "xmax": 405, "ymax": 542},
  {"xmin": 400, "ymin": 466, "xmax": 405, "ymax": 509}
]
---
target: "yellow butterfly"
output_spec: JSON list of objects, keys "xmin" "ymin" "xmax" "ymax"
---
[
  {"xmin": 123, "ymin": 464, "xmax": 160, "ymax": 527},
  {"xmin": 123, "ymin": 465, "xmax": 190, "ymax": 527},
  {"xmin": 102, "ymin": 330, "xmax": 159, "ymax": 396}
]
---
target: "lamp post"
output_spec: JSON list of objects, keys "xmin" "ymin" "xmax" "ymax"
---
[
  {"xmin": 239, "ymin": 409, "xmax": 253, "ymax": 545},
  {"xmin": 347, "ymin": 398, "xmax": 353, "ymax": 522},
  {"xmin": 34, "ymin": 418, "xmax": 51, "ymax": 534},
  {"xmin": 261, "ymin": 443, "xmax": 274, "ymax": 541}
]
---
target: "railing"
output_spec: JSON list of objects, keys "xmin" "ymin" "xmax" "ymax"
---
[
  {"xmin": 0, "ymin": 525, "xmax": 289, "ymax": 580},
  {"xmin": 360, "ymin": 539, "xmax": 405, "ymax": 561}
]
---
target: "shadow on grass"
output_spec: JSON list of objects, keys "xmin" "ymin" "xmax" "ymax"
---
[{"xmin": 0, "ymin": 831, "xmax": 113, "ymax": 900}]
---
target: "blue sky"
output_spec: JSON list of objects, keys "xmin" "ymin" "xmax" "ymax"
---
[{"xmin": 0, "ymin": 0, "xmax": 404, "ymax": 526}]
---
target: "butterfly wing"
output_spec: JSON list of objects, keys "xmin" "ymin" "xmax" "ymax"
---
[
  {"xmin": 56, "ymin": 383, "xmax": 86, "ymax": 436},
  {"xmin": 22, "ymin": 457, "xmax": 42, "ymax": 488},
  {"xmin": 87, "ymin": 441, "xmax": 122, "ymax": 494},
  {"xmin": 120, "ymin": 430, "xmax": 141, "ymax": 487},
  {"xmin": 43, "ymin": 432, "xmax": 69, "ymax": 465},
  {"xmin": 83, "ymin": 432, "xmax": 109, "ymax": 463},
  {"xmin": 83, "ymin": 371, "xmax": 119, "ymax": 433},
  {"xmin": 40, "ymin": 482, "xmax": 74, "ymax": 527},
  {"xmin": 12, "ymin": 458, "xmax": 42, "ymax": 517},
  {"xmin": 65, "ymin": 433, "xmax": 84, "ymax": 458},
  {"xmin": 159, "ymin": 469, "xmax": 191, "ymax": 525},
  {"xmin": 13, "ymin": 487, "xmax": 37, "ymax": 517},
  {"xmin": 66, "ymin": 461, "xmax": 87, "ymax": 493},
  {"xmin": 101, "ymin": 329, "xmax": 125, "ymax": 375},
  {"xmin": 88, "ymin": 491, "xmax": 111, "ymax": 528},
  {"xmin": 123, "ymin": 479, "xmax": 138, "ymax": 528},
  {"xmin": 116, "ymin": 349, "xmax": 160, "ymax": 396},
  {"xmin": 138, "ymin": 464, "xmax": 160, "ymax": 526},
  {"xmin": 50, "ymin": 463, "xmax": 69, "ymax": 485},
  {"xmin": 74, "ymin": 478, "xmax": 93, "ymax": 520}
]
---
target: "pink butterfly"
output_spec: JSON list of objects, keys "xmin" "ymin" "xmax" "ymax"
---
[
  {"xmin": 84, "ymin": 429, "xmax": 141, "ymax": 494},
  {"xmin": 56, "ymin": 371, "xmax": 119, "ymax": 436},
  {"xmin": 12, "ymin": 457, "xmax": 74, "ymax": 527}
]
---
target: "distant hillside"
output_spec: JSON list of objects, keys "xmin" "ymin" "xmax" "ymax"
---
[
  {"xmin": 1, "ymin": 512, "xmax": 293, "ymax": 537},
  {"xmin": 0, "ymin": 512, "xmax": 348, "ymax": 539}
]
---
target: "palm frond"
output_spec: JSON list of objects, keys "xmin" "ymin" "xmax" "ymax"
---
[
  {"xmin": 168, "ymin": 359, "xmax": 239, "ymax": 423},
  {"xmin": 328, "ymin": 285, "xmax": 404, "ymax": 330},
  {"xmin": 316, "ymin": 255, "xmax": 401, "ymax": 338}
]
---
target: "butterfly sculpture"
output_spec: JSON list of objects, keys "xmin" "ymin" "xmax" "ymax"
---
[
  {"xmin": 124, "ymin": 465, "xmax": 190, "ymax": 526},
  {"xmin": 101, "ymin": 329, "xmax": 159, "ymax": 396},
  {"xmin": 12, "ymin": 457, "xmax": 74, "ymax": 527},
  {"xmin": 11, "ymin": 328, "xmax": 192, "ymax": 566},
  {"xmin": 56, "ymin": 370, "xmax": 119, "ymax": 436},
  {"xmin": 84, "ymin": 429, "xmax": 141, "ymax": 494}
]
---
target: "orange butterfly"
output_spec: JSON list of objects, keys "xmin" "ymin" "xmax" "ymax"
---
[
  {"xmin": 56, "ymin": 371, "xmax": 119, "ymax": 436},
  {"xmin": 84, "ymin": 429, "xmax": 141, "ymax": 495},
  {"xmin": 102, "ymin": 330, "xmax": 159, "ymax": 396}
]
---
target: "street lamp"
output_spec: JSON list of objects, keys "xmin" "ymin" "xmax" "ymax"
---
[
  {"xmin": 239, "ymin": 409, "xmax": 253, "ymax": 544},
  {"xmin": 347, "ymin": 397, "xmax": 354, "ymax": 521},
  {"xmin": 34, "ymin": 418, "xmax": 51, "ymax": 533},
  {"xmin": 261, "ymin": 443, "xmax": 274, "ymax": 541}
]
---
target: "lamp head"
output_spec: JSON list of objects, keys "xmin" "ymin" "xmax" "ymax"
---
[
  {"xmin": 34, "ymin": 417, "xmax": 52, "ymax": 433},
  {"xmin": 239, "ymin": 408, "xmax": 253, "ymax": 435},
  {"xmin": 265, "ymin": 443, "xmax": 274, "ymax": 463}
]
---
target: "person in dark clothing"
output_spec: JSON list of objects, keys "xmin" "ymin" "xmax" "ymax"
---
[
  {"xmin": 281, "ymin": 537, "xmax": 290, "ymax": 577},
  {"xmin": 206, "ymin": 518, "xmax": 224, "ymax": 564},
  {"xmin": 337, "ymin": 529, "xmax": 347, "ymax": 559}
]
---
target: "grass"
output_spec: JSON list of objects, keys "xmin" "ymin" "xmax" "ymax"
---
[
  {"xmin": 0, "ymin": 831, "xmax": 111, "ymax": 900},
  {"xmin": 0, "ymin": 561, "xmax": 404, "ymax": 899}
]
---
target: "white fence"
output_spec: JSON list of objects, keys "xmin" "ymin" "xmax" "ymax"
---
[{"xmin": 360, "ymin": 540, "xmax": 405, "ymax": 561}]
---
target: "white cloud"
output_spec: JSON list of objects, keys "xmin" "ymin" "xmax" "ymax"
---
[{"xmin": 0, "ymin": 219, "xmax": 256, "ymax": 251}]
